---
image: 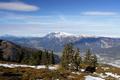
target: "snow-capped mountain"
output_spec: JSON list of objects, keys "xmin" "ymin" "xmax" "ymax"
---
[
  {"xmin": 45, "ymin": 32, "xmax": 76, "ymax": 38},
  {"xmin": 45, "ymin": 32, "xmax": 96, "ymax": 39}
]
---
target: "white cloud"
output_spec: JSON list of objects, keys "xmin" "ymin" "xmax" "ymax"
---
[
  {"xmin": 81, "ymin": 11, "xmax": 118, "ymax": 16},
  {"xmin": 0, "ymin": 2, "xmax": 39, "ymax": 11}
]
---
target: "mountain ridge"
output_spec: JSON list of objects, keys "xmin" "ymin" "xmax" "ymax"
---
[
  {"xmin": 0, "ymin": 32, "xmax": 120, "ymax": 65},
  {"xmin": 0, "ymin": 32, "xmax": 120, "ymax": 53},
  {"xmin": 0, "ymin": 32, "xmax": 97, "ymax": 38}
]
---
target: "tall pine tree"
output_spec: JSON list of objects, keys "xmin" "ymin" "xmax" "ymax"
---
[
  {"xmin": 72, "ymin": 48, "xmax": 81, "ymax": 71},
  {"xmin": 49, "ymin": 51, "xmax": 55, "ymax": 65},
  {"xmin": 84, "ymin": 49, "xmax": 92, "ymax": 67},
  {"xmin": 61, "ymin": 43, "xmax": 74, "ymax": 70},
  {"xmin": 84, "ymin": 49, "xmax": 98, "ymax": 67},
  {"xmin": 61, "ymin": 43, "xmax": 82, "ymax": 71},
  {"xmin": 91, "ymin": 54, "xmax": 98, "ymax": 67}
]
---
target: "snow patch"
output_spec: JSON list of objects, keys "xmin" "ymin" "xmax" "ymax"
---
[
  {"xmin": 81, "ymin": 69, "xmax": 85, "ymax": 72},
  {"xmin": 105, "ymin": 72, "xmax": 120, "ymax": 79},
  {"xmin": 85, "ymin": 75, "xmax": 105, "ymax": 80},
  {"xmin": 0, "ymin": 63, "xmax": 57, "ymax": 70},
  {"xmin": 94, "ymin": 72, "xmax": 120, "ymax": 79}
]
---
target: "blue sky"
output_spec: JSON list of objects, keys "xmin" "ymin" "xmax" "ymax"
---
[{"xmin": 0, "ymin": 0, "xmax": 120, "ymax": 37}]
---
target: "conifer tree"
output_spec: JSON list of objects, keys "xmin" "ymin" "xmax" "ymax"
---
[
  {"xmin": 46, "ymin": 50, "xmax": 49, "ymax": 65},
  {"xmin": 28, "ymin": 51, "xmax": 42, "ymax": 65},
  {"xmin": 41, "ymin": 50, "xmax": 48, "ymax": 65},
  {"xmin": 73, "ymin": 48, "xmax": 81, "ymax": 71},
  {"xmin": 0, "ymin": 49, "xmax": 3, "ymax": 60},
  {"xmin": 84, "ymin": 49, "xmax": 98, "ymax": 67},
  {"xmin": 49, "ymin": 51, "xmax": 55, "ymax": 65},
  {"xmin": 84, "ymin": 49, "xmax": 92, "ymax": 67},
  {"xmin": 91, "ymin": 54, "xmax": 98, "ymax": 67},
  {"xmin": 61, "ymin": 43, "xmax": 83, "ymax": 71},
  {"xmin": 61, "ymin": 43, "xmax": 74, "ymax": 70}
]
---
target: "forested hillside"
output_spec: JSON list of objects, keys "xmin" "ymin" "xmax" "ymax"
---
[{"xmin": 0, "ymin": 40, "xmax": 59, "ymax": 65}]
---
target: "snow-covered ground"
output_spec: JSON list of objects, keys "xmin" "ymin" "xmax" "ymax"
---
[
  {"xmin": 0, "ymin": 63, "xmax": 57, "ymax": 70},
  {"xmin": 85, "ymin": 72, "xmax": 120, "ymax": 80},
  {"xmin": 85, "ymin": 75, "xmax": 104, "ymax": 80},
  {"xmin": 105, "ymin": 72, "xmax": 120, "ymax": 79},
  {"xmin": 94, "ymin": 72, "xmax": 120, "ymax": 79}
]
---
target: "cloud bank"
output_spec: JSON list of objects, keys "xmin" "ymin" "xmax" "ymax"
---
[
  {"xmin": 82, "ymin": 11, "xmax": 118, "ymax": 16},
  {"xmin": 0, "ymin": 2, "xmax": 39, "ymax": 11}
]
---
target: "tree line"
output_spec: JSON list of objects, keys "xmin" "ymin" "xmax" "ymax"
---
[{"xmin": 22, "ymin": 50, "xmax": 55, "ymax": 65}]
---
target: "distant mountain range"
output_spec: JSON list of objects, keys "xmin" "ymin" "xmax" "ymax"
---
[{"xmin": 0, "ymin": 32, "xmax": 120, "ymax": 63}]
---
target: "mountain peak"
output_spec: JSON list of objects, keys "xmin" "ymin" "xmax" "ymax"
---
[
  {"xmin": 45, "ymin": 32, "xmax": 96, "ymax": 38},
  {"xmin": 45, "ymin": 32, "xmax": 75, "ymax": 38}
]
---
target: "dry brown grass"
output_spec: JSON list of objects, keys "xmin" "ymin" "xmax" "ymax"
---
[
  {"xmin": 96, "ymin": 64, "xmax": 120, "ymax": 75},
  {"xmin": 0, "ymin": 63, "xmax": 120, "ymax": 80}
]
